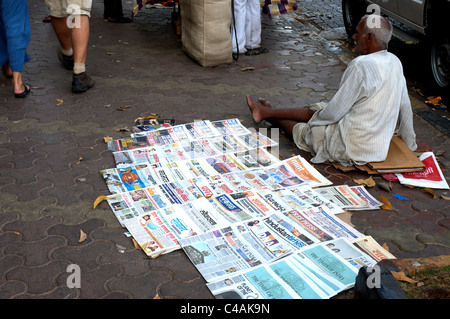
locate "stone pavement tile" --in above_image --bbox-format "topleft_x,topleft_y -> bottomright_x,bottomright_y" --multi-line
367,224 -> 426,253
92,227 -> 136,249
3,178 -> 53,202
4,195 -> 56,222
412,199 -> 450,213
41,182 -> 94,206
47,218 -> 105,246
51,240 -> 114,271
0,232 -> 21,255
12,286 -> 79,299
4,236 -> 66,267
150,250 -> 204,283
160,278 -> 213,299
0,280 -> 27,299
0,211 -> 19,227
0,175 -> 16,190
55,263 -> 122,299
4,164 -> 51,185
5,260 -> 71,295
3,215 -> 62,242
0,151 -> 46,170
107,268 -> 172,299
0,255 -> 23,286
33,141 -> 81,172
39,167 -> 89,188
351,210 -> 398,231
99,248 -> 151,277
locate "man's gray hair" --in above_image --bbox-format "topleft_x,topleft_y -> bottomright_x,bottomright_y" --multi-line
362,14 -> 393,47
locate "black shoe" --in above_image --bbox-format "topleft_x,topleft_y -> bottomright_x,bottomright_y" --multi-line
57,49 -> 74,70
106,16 -> 133,23
72,72 -> 94,93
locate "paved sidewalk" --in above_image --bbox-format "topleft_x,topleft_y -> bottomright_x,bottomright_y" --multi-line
0,1 -> 449,299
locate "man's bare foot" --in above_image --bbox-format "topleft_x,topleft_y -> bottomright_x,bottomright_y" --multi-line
257,97 -> 272,108
247,95 -> 267,123
2,63 -> 12,78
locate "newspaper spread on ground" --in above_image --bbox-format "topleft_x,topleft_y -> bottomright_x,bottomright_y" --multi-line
105,176 -> 222,226
179,219 -> 294,282
100,154 -> 330,195
352,236 -> 396,261
314,185 -> 369,210
99,117 -> 397,298
348,185 -> 383,210
206,237 -> 369,299
179,206 -> 366,282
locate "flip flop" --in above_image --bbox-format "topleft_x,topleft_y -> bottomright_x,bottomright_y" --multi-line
15,84 -> 30,98
244,47 -> 269,56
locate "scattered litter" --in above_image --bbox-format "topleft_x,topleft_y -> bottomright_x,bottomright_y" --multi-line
240,66 -> 255,72
116,106 -> 132,111
116,244 -> 126,253
381,173 -> 398,182
377,181 -> 392,193
425,96 -> 447,110
56,99 -> 63,107
393,194 -> 408,201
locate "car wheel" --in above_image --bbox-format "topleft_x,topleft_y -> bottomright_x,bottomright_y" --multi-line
426,35 -> 450,92
342,0 -> 367,38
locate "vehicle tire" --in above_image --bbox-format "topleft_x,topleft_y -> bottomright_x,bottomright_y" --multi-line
425,35 -> 450,93
342,0 -> 367,38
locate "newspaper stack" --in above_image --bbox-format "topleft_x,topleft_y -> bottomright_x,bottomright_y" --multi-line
99,118 -> 395,299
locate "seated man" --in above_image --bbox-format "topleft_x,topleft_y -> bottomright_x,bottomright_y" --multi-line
247,15 -> 417,166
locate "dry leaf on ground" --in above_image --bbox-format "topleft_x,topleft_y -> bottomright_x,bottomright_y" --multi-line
103,136 -> 113,143
353,176 -> 376,187
93,195 -> 110,209
391,271 -> 419,284
379,195 -> 392,210
132,238 -> 140,249
79,230 -> 87,243
423,187 -> 436,198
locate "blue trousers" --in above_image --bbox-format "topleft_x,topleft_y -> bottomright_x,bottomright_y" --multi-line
0,0 -> 31,72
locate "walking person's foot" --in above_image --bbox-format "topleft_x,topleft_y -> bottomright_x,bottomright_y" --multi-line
72,72 -> 94,93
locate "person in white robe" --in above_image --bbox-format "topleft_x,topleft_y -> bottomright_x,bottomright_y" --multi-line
246,15 -> 417,166
231,0 -> 262,54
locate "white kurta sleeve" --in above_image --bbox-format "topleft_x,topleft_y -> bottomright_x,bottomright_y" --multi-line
396,83 -> 417,151
308,60 -> 366,126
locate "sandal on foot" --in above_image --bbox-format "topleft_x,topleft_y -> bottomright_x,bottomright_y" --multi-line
15,84 -> 31,98
245,47 -> 269,56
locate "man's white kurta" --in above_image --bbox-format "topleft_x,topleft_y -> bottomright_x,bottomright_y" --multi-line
293,50 -> 417,166
231,0 -> 261,53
